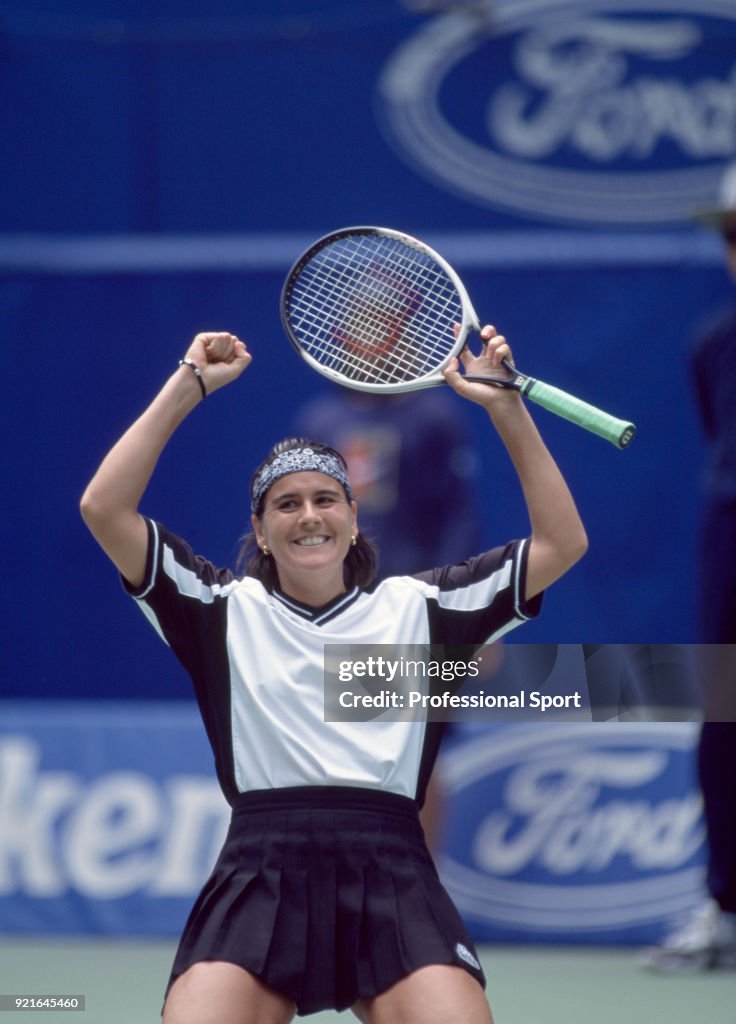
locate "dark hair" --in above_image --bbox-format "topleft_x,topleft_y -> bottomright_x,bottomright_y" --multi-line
238,436 -> 378,590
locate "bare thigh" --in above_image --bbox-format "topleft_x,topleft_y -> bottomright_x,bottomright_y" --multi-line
352,964 -> 493,1024
162,962 -> 296,1024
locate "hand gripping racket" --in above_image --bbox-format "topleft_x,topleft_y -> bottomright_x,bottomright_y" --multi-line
281,226 -> 636,449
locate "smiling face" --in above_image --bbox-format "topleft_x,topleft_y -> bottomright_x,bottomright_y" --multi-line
251,471 -> 358,604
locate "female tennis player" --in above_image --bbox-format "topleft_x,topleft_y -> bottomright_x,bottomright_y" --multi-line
80,327 -> 587,1024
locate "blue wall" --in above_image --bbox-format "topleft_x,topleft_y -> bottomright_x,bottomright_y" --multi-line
2,1 -> 735,698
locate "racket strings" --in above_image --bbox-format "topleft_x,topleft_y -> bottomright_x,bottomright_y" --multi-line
285,235 -> 462,384
293,249 -> 436,378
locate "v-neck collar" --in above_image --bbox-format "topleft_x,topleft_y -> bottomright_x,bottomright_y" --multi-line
272,585 -> 362,626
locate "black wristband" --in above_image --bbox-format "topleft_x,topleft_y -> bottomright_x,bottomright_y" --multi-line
178,358 -> 207,398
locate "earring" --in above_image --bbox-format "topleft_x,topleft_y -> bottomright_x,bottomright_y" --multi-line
262,545 -> 270,555
351,535 -> 357,547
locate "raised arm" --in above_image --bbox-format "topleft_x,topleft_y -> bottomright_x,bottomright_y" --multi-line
443,325 -> 588,599
80,332 -> 251,587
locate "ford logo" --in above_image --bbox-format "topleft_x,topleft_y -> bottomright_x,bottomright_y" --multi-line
438,723 -> 705,934
377,1 -> 736,224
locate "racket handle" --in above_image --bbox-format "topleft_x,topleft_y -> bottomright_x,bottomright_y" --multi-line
524,379 -> 636,449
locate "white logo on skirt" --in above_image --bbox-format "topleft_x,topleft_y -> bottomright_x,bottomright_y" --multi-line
455,943 -> 481,971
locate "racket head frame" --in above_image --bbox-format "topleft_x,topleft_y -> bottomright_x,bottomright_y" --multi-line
280,226 -> 481,394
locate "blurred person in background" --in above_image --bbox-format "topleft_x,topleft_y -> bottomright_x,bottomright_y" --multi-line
640,163 -> 736,971
293,389 -> 484,580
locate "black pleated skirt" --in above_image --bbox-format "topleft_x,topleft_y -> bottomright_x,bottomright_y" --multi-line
166,786 -> 485,1017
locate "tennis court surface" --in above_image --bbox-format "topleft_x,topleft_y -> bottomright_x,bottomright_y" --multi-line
0,939 -> 732,1023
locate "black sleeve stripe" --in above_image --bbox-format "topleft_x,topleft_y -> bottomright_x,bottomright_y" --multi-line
421,539 -> 542,647
137,518 -> 160,599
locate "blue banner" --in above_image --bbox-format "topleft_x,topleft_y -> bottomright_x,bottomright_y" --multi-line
439,721 -> 705,944
1,1 -> 735,230
0,704 -> 229,935
0,703 -> 704,943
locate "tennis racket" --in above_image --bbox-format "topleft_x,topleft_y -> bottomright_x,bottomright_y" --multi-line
281,226 -> 636,449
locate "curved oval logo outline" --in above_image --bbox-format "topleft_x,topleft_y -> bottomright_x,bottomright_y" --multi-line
438,723 -> 705,931
377,0 -> 736,224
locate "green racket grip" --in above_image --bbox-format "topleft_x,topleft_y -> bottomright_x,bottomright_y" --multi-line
523,379 -> 636,449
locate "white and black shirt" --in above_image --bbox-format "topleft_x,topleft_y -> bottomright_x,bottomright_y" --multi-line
125,518 -> 541,807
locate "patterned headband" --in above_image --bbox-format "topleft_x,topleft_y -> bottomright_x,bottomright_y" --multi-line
251,447 -> 353,513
